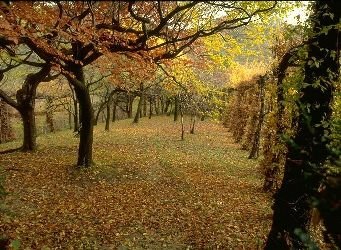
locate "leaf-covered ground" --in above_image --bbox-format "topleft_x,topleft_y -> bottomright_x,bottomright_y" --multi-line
0,116 -> 272,249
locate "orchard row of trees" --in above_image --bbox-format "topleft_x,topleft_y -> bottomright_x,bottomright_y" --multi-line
224,1 -> 341,248
0,50 -> 223,147
0,1 -> 280,166
0,1 -> 340,248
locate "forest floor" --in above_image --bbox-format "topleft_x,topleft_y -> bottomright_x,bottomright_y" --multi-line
0,116 -> 273,249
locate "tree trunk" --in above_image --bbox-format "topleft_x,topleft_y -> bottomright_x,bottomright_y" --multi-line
0,102 -> 4,143
143,96 -> 147,117
241,112 -> 257,150
160,96 -> 165,114
190,115 -> 196,134
112,99 -> 117,122
69,84 -> 79,132
105,94 -> 112,131
249,76 -> 266,159
133,96 -> 143,123
167,103 -> 173,116
164,98 -> 170,114
149,96 -> 153,119
20,106 -> 36,151
94,101 -> 106,126
133,83 -> 144,123
265,1 -> 340,248
75,88 -> 93,167
45,97 -> 54,133
101,111 -> 105,122
67,64 -> 94,167
15,64 -> 51,151
45,110 -> 54,133
139,105 -> 143,118
234,90 -> 249,143
0,101 -> 14,143
73,99 -> 79,132
127,94 -> 134,118
174,95 -> 179,122
155,96 -> 160,115
68,108 -> 72,130
263,43 -> 297,192
105,105 -> 110,131
180,104 -> 184,140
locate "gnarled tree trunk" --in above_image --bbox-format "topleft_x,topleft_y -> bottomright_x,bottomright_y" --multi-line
66,64 -> 94,167
16,65 -> 51,151
20,106 -> 36,151
263,45 -> 300,192
265,1 -> 340,248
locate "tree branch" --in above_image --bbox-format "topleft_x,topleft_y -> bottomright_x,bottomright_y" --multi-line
156,63 -> 187,91
0,89 -> 19,109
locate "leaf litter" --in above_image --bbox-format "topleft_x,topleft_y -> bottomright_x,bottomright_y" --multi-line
0,117 -> 272,249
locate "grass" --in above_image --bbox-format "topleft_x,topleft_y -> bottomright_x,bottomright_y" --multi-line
0,115 -> 272,249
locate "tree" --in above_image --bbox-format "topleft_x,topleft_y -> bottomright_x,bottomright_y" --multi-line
36,78 -> 70,133
259,20 -> 308,192
248,75 -> 266,159
133,83 -> 144,124
0,45 -> 65,151
265,1 -> 341,248
262,43 -> 305,192
0,56 -> 55,151
0,99 -> 14,143
0,1 -> 279,166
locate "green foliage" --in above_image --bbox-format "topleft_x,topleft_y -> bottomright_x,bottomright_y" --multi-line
328,87 -> 341,168
293,228 -> 319,250
10,239 -> 21,250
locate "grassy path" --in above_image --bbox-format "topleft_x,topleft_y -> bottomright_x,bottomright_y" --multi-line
0,116 -> 272,249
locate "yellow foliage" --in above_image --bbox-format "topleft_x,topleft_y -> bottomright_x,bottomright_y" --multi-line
228,61 -> 268,88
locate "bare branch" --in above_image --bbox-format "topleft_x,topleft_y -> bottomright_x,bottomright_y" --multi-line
53,1 -> 63,29
156,63 -> 187,91
128,1 -> 151,24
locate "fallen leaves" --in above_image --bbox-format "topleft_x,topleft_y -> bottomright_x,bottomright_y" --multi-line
0,116 -> 272,248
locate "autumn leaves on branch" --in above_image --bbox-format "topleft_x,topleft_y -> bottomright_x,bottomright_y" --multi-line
0,1 -> 278,166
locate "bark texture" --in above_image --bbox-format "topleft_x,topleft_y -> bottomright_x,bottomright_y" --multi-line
265,1 -> 341,248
